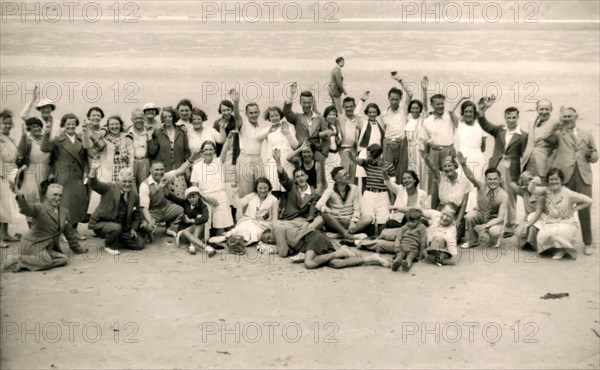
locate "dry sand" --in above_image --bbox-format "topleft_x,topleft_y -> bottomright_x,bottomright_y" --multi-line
1,2 -> 599,368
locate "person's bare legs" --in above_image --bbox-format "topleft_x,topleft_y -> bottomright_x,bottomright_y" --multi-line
181,226 -> 215,256
328,246 -> 390,269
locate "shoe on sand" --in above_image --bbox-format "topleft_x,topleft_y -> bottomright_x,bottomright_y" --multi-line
286,252 -> 305,263
208,236 -> 227,244
552,250 -> 566,260
104,247 -> 121,255
584,245 -> 594,256
491,239 -> 501,248
460,242 -> 475,249
165,229 -> 177,238
206,246 -> 216,257
188,245 -> 196,255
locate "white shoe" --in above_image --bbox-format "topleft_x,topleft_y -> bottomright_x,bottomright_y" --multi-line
286,252 -> 305,263
205,245 -> 216,257
352,233 -> 368,241
165,229 -> 177,238
104,247 -> 121,255
460,242 -> 474,249
325,232 -> 342,239
208,236 -> 227,244
491,239 -> 501,248
175,230 -> 183,247
552,250 -> 566,260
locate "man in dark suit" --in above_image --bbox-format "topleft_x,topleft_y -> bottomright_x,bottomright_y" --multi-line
477,97 -> 529,238
2,183 -> 87,272
283,83 -> 332,160
87,163 -> 145,255
545,107 -> 598,255
328,57 -> 346,115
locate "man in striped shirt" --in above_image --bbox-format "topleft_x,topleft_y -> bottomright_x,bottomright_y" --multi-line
348,144 -> 395,235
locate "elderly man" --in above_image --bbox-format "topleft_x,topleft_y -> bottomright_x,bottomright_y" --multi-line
139,161 -> 185,241
545,107 -> 598,255
316,167 -> 372,240
328,56 -> 346,115
457,152 -> 508,249
421,93 -> 460,209
382,75 -> 412,183
88,163 -> 145,255
127,108 -> 152,185
2,183 -> 87,272
283,83 -> 330,160
477,96 -> 529,238
521,99 -> 559,178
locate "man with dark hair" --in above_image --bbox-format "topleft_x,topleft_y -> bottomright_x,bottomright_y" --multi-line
545,107 -> 598,255
421,92 -> 461,209
283,83 -> 330,159
457,152 -> 508,249
382,75 -> 412,183
316,166 -> 372,240
328,57 -> 346,115
230,89 -> 271,198
477,96 -> 528,238
338,93 -> 368,181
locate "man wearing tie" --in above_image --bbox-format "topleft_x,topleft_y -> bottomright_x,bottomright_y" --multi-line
477,96 -> 528,237
545,107 -> 598,255
88,164 -> 146,255
521,99 -> 560,178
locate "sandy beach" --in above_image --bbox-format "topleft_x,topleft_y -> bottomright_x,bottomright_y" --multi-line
1,1 -> 599,368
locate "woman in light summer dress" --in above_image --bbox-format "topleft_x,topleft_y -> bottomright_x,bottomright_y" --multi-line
0,110 -> 23,247
17,117 -> 51,207
527,168 -> 592,260
261,106 -> 298,192
405,76 -> 429,192
228,177 -> 279,245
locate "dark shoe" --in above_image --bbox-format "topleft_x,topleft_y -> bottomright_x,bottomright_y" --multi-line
391,256 -> 402,272
401,260 -> 411,272
502,232 -> 514,238
71,246 -> 88,254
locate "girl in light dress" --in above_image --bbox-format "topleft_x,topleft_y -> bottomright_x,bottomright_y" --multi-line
261,106 -> 298,192
227,177 -> 279,245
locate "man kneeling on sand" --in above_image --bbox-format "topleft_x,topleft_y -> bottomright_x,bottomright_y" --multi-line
260,223 -> 389,269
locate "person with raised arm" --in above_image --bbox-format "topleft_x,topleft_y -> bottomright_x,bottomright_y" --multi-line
544,107 -> 598,255
421,91 -> 463,209
456,152 -> 508,250
286,140 -> 324,193
521,99 -> 560,178
338,92 -> 367,182
405,76 -> 429,191
230,89 -> 271,198
282,82 -> 329,160
381,73 -> 412,184
127,109 -> 153,186
2,182 -> 88,272
477,95 -> 528,238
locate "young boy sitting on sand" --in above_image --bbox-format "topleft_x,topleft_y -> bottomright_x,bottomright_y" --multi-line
167,187 -> 215,256
390,209 -> 428,272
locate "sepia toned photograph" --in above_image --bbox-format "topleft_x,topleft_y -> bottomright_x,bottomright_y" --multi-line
0,1 -> 598,368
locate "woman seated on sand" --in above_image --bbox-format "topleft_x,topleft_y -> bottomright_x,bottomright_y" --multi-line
383,169 -> 430,230
226,177 -> 279,245
527,168 -> 592,260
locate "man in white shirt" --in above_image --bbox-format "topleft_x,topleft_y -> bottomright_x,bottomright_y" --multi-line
382,78 -> 411,183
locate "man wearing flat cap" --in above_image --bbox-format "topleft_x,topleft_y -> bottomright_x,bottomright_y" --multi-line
88,161 -> 145,255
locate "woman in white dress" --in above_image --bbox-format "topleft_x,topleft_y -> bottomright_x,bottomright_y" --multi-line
190,140 -> 234,236
405,76 -> 429,192
0,110 -> 22,247
322,105 -> 343,188
261,107 -> 298,192
456,100 -> 488,212
187,108 -> 226,154
228,177 -> 279,245
85,116 -> 134,214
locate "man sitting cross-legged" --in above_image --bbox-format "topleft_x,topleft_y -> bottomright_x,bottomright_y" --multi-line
457,152 -> 508,249
316,166 -> 372,241
260,226 -> 389,269
88,163 -> 145,255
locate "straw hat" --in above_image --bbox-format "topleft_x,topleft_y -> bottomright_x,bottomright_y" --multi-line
143,103 -> 160,115
36,98 -> 56,111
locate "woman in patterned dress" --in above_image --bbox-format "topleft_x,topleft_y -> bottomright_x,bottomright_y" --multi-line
528,168 -> 592,260
148,107 -> 190,199
0,110 -> 22,247
85,115 -> 134,214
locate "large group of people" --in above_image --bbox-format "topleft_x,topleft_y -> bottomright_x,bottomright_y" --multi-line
0,60 -> 597,272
